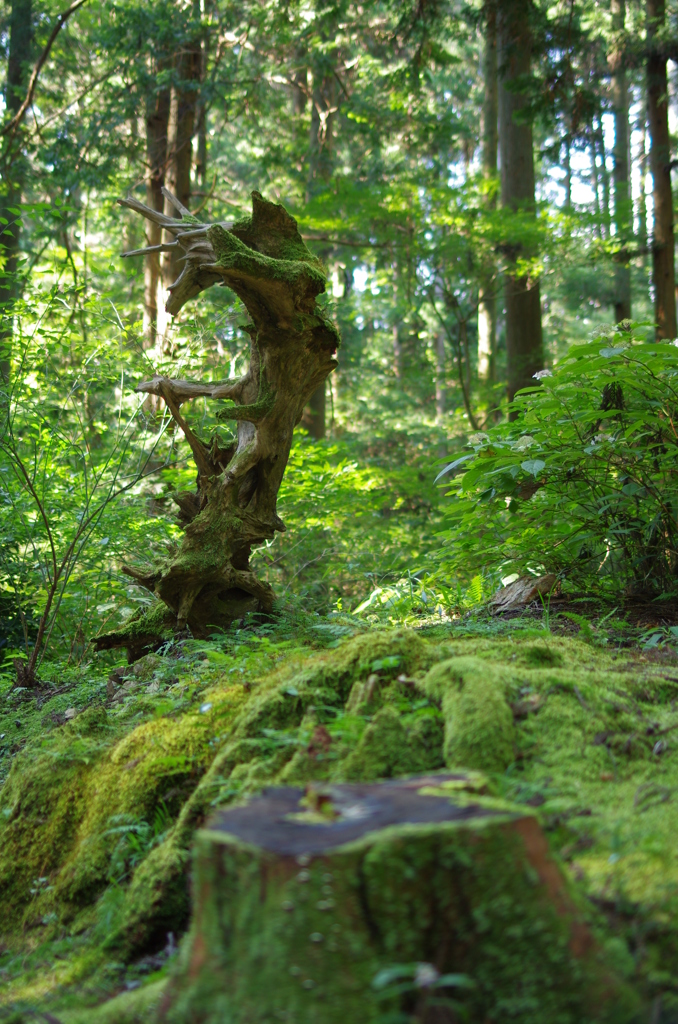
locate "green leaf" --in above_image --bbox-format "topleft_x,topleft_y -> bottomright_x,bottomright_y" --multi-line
520,459 -> 545,476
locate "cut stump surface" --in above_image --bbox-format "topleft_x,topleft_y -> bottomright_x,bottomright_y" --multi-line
158,773 -> 634,1024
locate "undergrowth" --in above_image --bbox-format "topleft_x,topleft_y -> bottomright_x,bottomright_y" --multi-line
1,620 -> 678,1020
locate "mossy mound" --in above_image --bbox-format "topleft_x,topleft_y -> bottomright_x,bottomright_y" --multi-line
2,627 -> 678,1020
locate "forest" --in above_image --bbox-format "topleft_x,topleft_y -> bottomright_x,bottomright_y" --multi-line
2,0 -> 678,1019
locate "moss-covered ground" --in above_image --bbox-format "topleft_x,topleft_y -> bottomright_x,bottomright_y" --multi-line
2,613 -> 678,1021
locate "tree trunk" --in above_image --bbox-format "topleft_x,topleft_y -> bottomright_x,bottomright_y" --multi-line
647,0 -> 677,340
637,105 -> 648,255
564,134 -> 572,208
157,776 -> 629,1023
590,130 -> 603,240
301,381 -> 326,439
478,0 -> 498,384
307,71 -> 336,202
595,115 -> 611,239
0,0 -> 33,383
497,0 -> 543,406
435,332 -> 446,424
143,79 -> 170,349
161,16 -> 202,303
303,63 -> 337,437
94,191 -> 339,659
609,0 -> 632,324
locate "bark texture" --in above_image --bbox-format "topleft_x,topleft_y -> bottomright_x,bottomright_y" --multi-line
157,776 -> 631,1024
0,0 -> 33,383
497,0 -> 543,404
161,13 -> 203,311
609,0 -> 631,324
94,190 -> 339,658
477,0 -> 498,383
647,0 -> 677,339
143,77 -> 170,348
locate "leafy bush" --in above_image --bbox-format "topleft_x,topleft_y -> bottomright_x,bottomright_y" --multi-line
435,323 -> 678,598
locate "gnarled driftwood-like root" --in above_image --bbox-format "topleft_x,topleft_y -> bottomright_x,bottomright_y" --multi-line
94,190 -> 339,658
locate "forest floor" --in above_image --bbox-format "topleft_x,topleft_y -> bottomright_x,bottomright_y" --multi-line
1,607 -> 678,1022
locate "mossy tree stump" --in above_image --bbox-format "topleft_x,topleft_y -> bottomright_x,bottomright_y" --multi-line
158,775 -> 632,1024
95,189 -> 339,658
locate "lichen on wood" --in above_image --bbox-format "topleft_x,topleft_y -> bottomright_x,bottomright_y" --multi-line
94,188 -> 339,657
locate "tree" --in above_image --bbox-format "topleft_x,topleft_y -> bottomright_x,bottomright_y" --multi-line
143,70 -> 170,349
497,0 -> 543,404
0,0 -> 33,383
302,6 -> 341,440
159,3 -> 203,341
647,0 -> 676,340
95,189 -> 339,658
477,0 -> 498,384
608,0 -> 631,323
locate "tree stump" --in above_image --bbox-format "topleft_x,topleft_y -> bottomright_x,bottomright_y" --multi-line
158,774 -> 632,1024
94,189 -> 339,659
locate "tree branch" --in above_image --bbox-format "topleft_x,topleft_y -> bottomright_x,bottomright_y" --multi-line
1,0 -> 90,140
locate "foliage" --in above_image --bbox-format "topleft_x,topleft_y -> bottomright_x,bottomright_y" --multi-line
435,323 -> 678,598
0,292 -> 177,677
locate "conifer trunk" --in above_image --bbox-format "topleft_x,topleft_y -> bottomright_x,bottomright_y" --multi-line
647,0 -> 677,339
497,0 -> 543,405
143,78 -> 170,349
609,0 -> 631,323
304,58 -> 337,437
478,0 -> 498,384
435,332 -> 446,423
162,10 -> 202,300
595,116 -> 611,239
94,191 -> 339,659
0,0 -> 33,383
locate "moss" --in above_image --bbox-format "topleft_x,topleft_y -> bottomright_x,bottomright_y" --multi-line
425,657 -> 515,772
6,629 -> 678,1016
93,602 -> 175,657
208,224 -> 326,293
159,807 -> 638,1024
340,706 -> 443,781
63,978 -> 168,1024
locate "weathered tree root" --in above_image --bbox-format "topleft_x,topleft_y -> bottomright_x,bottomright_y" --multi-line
94,189 -> 339,659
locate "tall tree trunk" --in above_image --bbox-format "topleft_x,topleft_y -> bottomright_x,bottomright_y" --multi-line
307,72 -> 336,202
478,0 -> 498,384
435,332 -> 446,424
303,60 -> 337,438
160,18 -> 202,322
590,130 -> 603,240
497,0 -> 543,406
595,115 -> 611,239
0,0 -> 33,383
564,134 -> 572,208
143,80 -> 170,349
609,0 -> 631,323
647,0 -> 677,339
637,104 -> 648,255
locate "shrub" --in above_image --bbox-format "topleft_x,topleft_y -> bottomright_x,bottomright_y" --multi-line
435,323 -> 678,598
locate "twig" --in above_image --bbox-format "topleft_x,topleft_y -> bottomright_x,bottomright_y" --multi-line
573,685 -> 590,711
